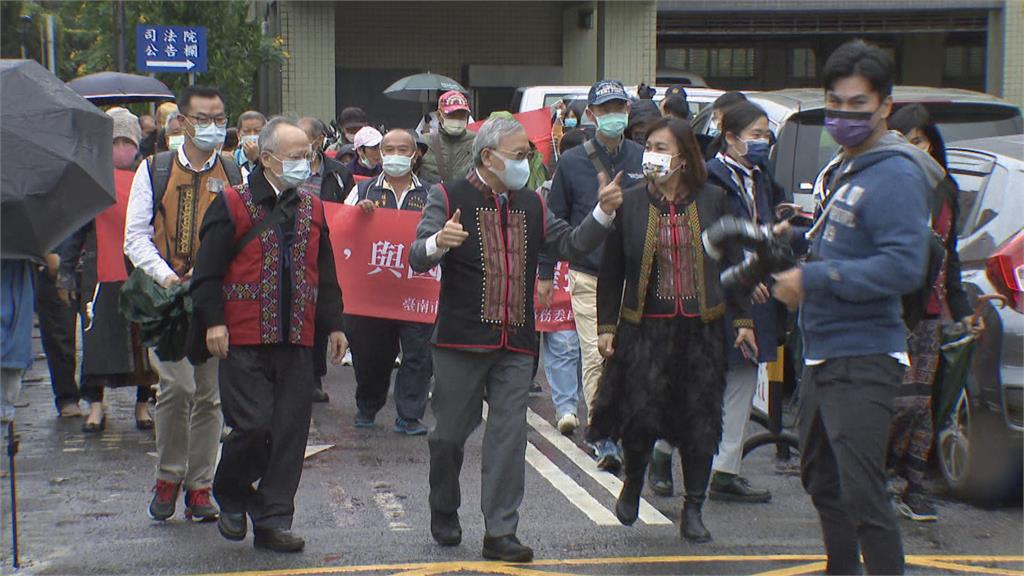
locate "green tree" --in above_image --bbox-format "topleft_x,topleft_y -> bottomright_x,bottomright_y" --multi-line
2,0 -> 284,118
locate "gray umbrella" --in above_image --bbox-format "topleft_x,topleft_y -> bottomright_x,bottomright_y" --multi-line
383,72 -> 466,103
1,59 -> 115,260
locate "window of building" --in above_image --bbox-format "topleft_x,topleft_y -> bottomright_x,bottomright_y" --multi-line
790,48 -> 816,80
944,45 -> 985,80
660,47 -> 756,79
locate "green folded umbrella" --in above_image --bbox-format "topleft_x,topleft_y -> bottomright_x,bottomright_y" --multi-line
118,268 -> 193,362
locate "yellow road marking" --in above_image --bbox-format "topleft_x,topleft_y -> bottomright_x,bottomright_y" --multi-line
196,554 -> 1024,576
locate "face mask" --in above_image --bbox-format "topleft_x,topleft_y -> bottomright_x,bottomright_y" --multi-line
595,112 -> 628,139
167,134 -> 185,151
112,144 -> 137,170
441,117 -> 467,137
241,134 -> 259,146
563,117 -> 578,129
642,151 -> 680,181
190,122 -> 226,151
825,109 -> 877,148
359,152 -> 378,169
381,154 -> 413,177
737,138 -> 770,167
491,151 -> 530,190
708,118 -> 721,137
271,156 -> 311,188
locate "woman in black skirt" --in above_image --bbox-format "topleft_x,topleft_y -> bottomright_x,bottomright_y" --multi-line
588,117 -> 756,542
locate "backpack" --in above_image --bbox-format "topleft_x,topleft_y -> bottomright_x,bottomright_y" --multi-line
147,151 -> 243,220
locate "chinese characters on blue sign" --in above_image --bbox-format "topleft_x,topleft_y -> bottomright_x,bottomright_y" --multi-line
135,25 -> 207,73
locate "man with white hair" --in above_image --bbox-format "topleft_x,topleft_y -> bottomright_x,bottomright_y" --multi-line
410,115 -> 624,563
191,117 -> 348,553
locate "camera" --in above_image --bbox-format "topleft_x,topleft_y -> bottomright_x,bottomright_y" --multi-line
702,215 -> 797,296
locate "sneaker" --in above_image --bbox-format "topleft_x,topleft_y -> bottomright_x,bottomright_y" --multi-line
184,487 -> 220,522
148,479 -> 180,521
556,413 -> 578,436
354,411 -> 375,429
341,350 -> 353,366
894,491 -> 937,522
394,417 -> 428,436
594,439 -> 622,473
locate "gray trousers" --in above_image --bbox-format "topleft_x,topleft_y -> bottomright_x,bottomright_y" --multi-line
428,347 -> 532,538
713,363 -> 759,475
799,354 -> 905,575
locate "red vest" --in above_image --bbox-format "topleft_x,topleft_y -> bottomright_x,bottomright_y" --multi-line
221,184 -> 324,347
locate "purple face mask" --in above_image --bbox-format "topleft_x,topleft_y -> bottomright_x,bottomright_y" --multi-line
824,109 -> 876,148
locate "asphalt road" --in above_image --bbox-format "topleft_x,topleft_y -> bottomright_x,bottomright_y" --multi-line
2,332 -> 1022,576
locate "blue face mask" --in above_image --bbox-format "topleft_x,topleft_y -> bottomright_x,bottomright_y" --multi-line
742,138 -> 771,167
271,155 -> 311,188
563,117 -> 578,129
492,151 -> 531,190
595,112 -> 628,138
191,122 -> 226,152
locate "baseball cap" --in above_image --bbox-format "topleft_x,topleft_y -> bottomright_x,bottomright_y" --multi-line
353,126 -> 383,149
588,80 -> 629,106
665,84 -> 689,99
438,90 -> 470,115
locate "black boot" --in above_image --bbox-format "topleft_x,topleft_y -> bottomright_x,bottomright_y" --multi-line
680,451 -> 713,543
615,448 -> 650,526
647,448 -> 674,497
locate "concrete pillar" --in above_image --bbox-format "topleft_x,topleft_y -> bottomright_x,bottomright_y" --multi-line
562,1 -> 656,86
986,7 -> 1005,97
279,1 -> 335,120
1001,0 -> 1023,107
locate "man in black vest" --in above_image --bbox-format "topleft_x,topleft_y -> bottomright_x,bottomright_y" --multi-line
343,129 -> 434,435
410,116 -> 623,563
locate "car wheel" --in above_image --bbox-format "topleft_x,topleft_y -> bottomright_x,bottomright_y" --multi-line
937,388 -> 973,493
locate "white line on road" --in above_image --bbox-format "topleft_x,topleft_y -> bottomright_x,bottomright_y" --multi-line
526,408 -> 673,526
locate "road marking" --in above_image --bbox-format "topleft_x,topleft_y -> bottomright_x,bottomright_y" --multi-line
193,555 -> 1024,576
523,442 -> 619,525
525,408 -> 673,525
480,404 -> 619,525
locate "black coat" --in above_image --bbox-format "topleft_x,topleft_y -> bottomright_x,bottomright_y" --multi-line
318,154 -> 356,204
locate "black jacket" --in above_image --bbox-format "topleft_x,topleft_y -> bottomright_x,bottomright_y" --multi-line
319,154 -> 356,204
935,175 -> 971,321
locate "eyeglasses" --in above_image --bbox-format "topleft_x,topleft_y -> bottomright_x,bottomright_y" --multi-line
494,148 -> 535,162
185,114 -> 229,127
270,150 -> 315,163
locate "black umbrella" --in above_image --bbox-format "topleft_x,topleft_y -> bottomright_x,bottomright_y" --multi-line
68,71 -> 174,105
1,59 -> 115,260
383,72 -> 466,104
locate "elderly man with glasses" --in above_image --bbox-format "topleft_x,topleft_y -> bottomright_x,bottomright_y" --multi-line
191,117 -> 347,553
410,116 -> 623,563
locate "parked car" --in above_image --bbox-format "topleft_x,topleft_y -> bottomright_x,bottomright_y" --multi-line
690,87 -> 1023,210
512,85 -> 724,118
935,134 -> 1024,501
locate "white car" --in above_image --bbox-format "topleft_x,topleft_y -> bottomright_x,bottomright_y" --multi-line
511,85 -> 725,119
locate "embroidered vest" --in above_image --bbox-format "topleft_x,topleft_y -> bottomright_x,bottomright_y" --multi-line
152,156 -> 231,275
434,178 -> 545,355
220,185 -> 325,347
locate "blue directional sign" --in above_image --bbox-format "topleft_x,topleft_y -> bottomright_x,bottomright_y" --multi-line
136,25 -> 207,74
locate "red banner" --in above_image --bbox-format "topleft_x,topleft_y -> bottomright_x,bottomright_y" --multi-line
326,204 -> 440,324
535,261 -> 575,332
95,169 -> 136,283
469,108 -> 554,167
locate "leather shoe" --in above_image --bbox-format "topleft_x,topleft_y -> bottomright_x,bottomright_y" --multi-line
709,472 -> 771,503
430,510 -> 462,546
482,534 -> 533,563
253,528 -> 305,553
217,511 -> 247,541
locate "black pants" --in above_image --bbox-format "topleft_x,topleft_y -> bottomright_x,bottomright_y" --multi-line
345,315 -> 432,421
34,268 -> 79,410
312,325 -> 329,391
213,344 -> 312,530
799,354 -> 905,575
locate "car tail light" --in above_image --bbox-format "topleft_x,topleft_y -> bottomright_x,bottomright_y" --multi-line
986,231 -> 1024,313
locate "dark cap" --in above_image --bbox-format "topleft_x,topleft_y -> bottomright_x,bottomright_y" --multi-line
338,107 -> 368,129
588,79 -> 629,106
665,84 -> 689,99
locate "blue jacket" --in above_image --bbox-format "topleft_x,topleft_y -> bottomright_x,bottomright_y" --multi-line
1,259 -> 35,370
799,135 -> 939,361
707,157 -> 788,363
540,137 -> 643,279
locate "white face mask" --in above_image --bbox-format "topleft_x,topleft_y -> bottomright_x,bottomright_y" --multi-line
241,134 -> 259,146
490,151 -> 531,190
381,153 -> 413,177
441,117 -> 467,136
642,151 -> 680,181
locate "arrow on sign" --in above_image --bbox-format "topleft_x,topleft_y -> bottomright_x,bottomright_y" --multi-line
145,59 -> 195,70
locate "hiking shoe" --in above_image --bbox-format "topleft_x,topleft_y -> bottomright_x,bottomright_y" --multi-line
185,488 -> 220,522
394,417 -> 428,436
557,413 -> 578,436
148,479 -> 180,521
894,491 -> 937,522
594,439 -> 622,473
354,411 -> 375,428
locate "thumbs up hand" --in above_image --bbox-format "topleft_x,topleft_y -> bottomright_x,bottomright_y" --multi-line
598,171 -> 625,215
437,208 -> 470,249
